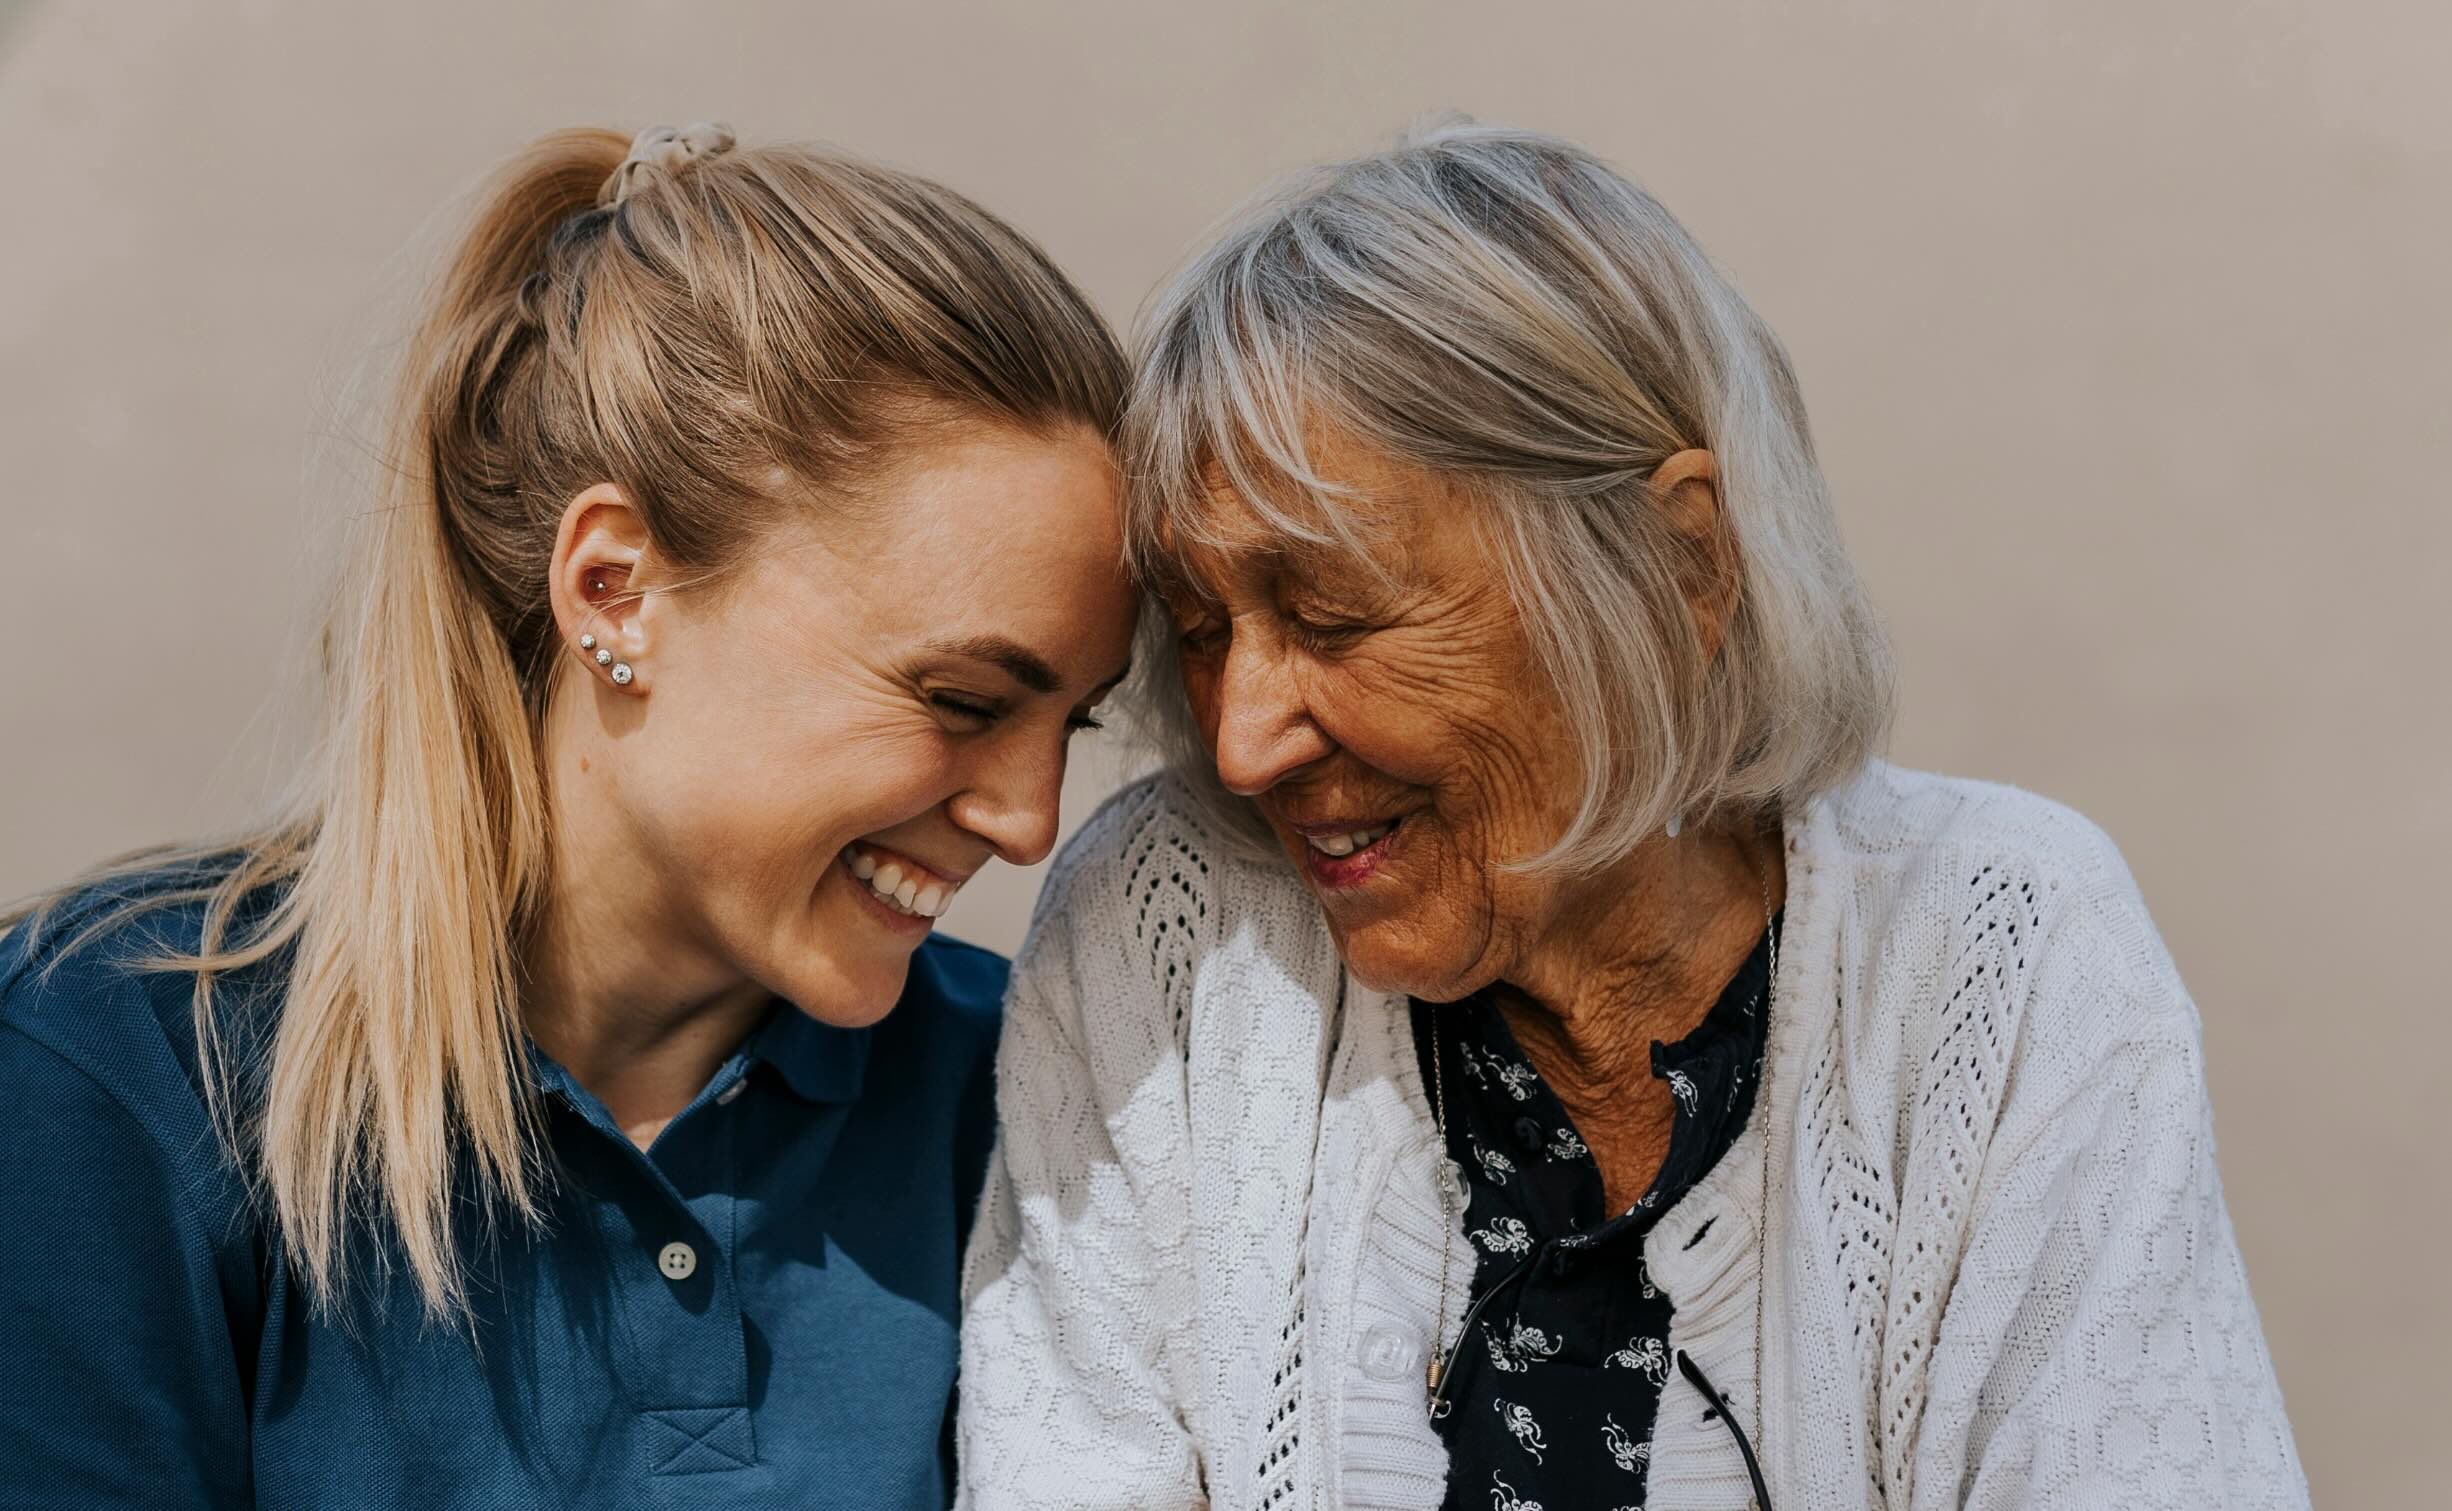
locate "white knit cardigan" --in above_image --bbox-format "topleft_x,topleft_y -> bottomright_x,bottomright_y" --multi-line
956,763 -> 2308,1510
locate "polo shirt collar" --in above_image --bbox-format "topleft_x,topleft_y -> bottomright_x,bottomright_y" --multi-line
743,999 -> 870,1104
523,1001 -> 870,1114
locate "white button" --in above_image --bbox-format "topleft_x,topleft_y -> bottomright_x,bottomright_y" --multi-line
1356,1323 -> 1425,1383
714,1080 -> 746,1106
657,1241 -> 698,1281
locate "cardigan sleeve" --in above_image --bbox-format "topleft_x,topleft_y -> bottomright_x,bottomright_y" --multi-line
0,1021 -> 255,1509
1908,845 -> 2310,1511
955,789 -> 1209,1509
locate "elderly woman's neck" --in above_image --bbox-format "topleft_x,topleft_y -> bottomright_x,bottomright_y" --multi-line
1492,823 -> 1785,1115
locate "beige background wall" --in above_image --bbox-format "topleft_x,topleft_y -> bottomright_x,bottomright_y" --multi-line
2,1 -> 2443,1500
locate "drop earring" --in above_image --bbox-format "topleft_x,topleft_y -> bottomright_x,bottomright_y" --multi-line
1665,813 -> 1684,839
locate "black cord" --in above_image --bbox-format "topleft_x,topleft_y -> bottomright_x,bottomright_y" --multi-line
1675,1349 -> 1774,1511
1425,1253 -> 1536,1415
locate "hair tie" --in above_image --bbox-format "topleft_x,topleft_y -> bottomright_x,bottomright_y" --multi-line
599,122 -> 736,207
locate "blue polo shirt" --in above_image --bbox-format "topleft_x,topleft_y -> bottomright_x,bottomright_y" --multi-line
0,867 -> 1004,1509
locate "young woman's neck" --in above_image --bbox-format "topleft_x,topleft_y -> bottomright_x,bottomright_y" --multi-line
520,692 -> 772,1150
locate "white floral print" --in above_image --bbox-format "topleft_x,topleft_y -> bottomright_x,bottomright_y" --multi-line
1418,921 -> 1775,1511
1482,1317 -> 1564,1373
1473,1138 -> 1516,1184
1601,1412 -> 1651,1474
1489,1054 -> 1538,1102
1473,1215 -> 1534,1256
1603,1333 -> 1670,1385
1494,1398 -> 1547,1464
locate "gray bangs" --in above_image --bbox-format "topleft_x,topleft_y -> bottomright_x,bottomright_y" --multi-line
1122,215 -> 1395,595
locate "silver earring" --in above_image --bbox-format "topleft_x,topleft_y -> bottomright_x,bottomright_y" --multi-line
610,662 -> 634,686
1665,813 -> 1684,839
579,634 -> 596,652
594,648 -> 613,667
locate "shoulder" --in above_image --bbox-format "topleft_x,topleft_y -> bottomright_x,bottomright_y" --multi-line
0,861 -> 263,1218
1808,761 -> 2171,983
1,859 -> 259,1087
1811,761 -> 2133,882
1800,763 -> 2199,1106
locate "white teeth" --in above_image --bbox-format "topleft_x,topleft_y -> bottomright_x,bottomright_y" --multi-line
1305,822 -> 1393,858
845,844 -> 961,919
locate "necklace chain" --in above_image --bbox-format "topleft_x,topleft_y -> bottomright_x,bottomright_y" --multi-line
1425,832 -> 1781,1409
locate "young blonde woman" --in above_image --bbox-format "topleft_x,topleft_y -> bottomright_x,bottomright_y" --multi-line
0,124 -> 1133,1508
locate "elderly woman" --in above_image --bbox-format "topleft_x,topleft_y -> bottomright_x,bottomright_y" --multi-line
956,123 -> 2306,1511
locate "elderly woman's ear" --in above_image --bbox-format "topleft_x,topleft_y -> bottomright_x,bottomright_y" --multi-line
1649,447 -> 1742,663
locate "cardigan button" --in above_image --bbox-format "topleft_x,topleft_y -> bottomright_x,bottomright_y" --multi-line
1356,1323 -> 1426,1383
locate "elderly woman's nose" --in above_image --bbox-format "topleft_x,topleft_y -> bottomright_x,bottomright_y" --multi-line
1211,638 -> 1333,795
949,740 -> 1067,867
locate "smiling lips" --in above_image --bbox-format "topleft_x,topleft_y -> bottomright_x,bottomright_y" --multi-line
842,842 -> 964,919
1302,820 -> 1396,857
1292,815 -> 1405,888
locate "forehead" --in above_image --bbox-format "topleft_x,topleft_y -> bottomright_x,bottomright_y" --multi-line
1164,429 -> 1475,591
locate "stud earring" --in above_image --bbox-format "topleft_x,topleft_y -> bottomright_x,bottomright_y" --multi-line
610,663 -> 634,686
1665,813 -> 1684,839
579,633 -> 596,651
593,648 -> 613,667
588,576 -> 607,595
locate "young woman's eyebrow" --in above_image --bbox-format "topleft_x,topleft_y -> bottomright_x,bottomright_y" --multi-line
923,634 -> 1126,698
920,633 -> 1061,692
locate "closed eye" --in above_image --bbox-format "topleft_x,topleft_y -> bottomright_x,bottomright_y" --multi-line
931,692 -> 1001,727
1284,610 -> 1371,650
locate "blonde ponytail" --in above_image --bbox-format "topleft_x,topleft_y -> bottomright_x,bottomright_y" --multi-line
9,126 -> 1124,1320
223,131 -> 618,1318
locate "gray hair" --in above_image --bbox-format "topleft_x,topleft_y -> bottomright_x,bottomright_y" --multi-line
1122,118 -> 1896,874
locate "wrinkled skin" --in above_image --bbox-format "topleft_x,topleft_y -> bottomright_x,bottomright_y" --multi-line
1162,430 -> 1781,1208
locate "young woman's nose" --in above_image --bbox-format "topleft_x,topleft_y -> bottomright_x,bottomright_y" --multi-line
947,730 -> 1067,868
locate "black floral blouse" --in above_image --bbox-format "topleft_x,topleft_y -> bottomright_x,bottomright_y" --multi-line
1410,914 -> 1778,1511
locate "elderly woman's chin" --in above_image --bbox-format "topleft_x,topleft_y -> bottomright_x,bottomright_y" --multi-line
1278,819 -> 1509,1004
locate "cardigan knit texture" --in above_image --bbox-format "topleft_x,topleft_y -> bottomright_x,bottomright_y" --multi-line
955,762 -> 2309,1510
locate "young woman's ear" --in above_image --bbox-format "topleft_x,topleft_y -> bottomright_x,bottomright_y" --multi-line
549,484 -> 655,692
